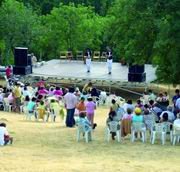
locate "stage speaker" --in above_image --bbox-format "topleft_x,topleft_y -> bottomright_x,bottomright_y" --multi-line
129,65 -> 145,73
13,65 -> 32,75
128,72 -> 146,82
14,47 -> 28,66
27,54 -> 32,66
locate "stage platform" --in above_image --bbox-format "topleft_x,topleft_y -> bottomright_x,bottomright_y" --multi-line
29,60 -> 156,88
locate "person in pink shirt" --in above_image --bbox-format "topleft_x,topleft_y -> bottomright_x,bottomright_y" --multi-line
5,66 -> 12,79
53,87 -> 63,97
38,87 -> 48,95
122,108 -> 132,120
85,97 -> 96,126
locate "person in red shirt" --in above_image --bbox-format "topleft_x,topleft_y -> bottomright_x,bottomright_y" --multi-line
5,66 -> 12,79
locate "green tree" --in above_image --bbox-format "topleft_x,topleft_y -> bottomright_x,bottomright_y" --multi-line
39,3 -> 107,59
0,0 -> 40,64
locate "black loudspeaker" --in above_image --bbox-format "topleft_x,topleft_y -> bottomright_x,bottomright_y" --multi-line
128,72 -> 146,82
27,54 -> 32,66
14,47 -> 28,66
13,65 -> 32,75
129,65 -> 145,73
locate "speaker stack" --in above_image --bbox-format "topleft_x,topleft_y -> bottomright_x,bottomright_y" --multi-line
13,47 -> 32,75
128,65 -> 146,82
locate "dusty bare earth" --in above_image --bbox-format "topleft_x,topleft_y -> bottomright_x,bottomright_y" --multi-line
0,108 -> 180,172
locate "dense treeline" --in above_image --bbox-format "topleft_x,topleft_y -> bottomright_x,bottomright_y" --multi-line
0,0 -> 179,83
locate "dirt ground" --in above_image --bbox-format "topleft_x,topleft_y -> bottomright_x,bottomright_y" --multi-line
0,107 -> 180,172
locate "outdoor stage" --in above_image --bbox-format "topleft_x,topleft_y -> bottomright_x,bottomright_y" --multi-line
30,60 -> 156,88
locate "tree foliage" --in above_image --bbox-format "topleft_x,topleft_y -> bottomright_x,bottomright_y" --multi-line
0,0 -> 179,83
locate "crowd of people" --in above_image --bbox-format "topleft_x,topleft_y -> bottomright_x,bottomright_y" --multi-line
106,89 -> 180,141
0,76 -> 180,145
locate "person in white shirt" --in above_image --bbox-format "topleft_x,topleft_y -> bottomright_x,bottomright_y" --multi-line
174,113 -> 180,127
106,47 -> 113,75
85,48 -> 92,73
0,123 -> 13,146
64,87 -> 78,127
160,106 -> 175,122
175,97 -> 180,111
123,100 -> 134,113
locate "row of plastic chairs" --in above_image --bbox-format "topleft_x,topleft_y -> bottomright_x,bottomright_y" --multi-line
60,51 -> 107,61
77,121 -> 180,145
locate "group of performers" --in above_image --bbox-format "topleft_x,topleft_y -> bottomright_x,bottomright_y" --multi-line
84,47 -> 113,75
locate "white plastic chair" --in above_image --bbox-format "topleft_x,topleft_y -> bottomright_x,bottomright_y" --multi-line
172,125 -> 180,145
76,123 -> 92,143
3,98 -> 12,112
151,123 -> 167,145
131,122 -> 146,143
106,121 -> 121,142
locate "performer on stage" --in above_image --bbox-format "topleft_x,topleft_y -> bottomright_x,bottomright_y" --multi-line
106,47 -> 113,75
85,48 -> 92,73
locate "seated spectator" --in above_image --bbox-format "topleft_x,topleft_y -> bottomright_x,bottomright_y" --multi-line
132,107 -> 143,123
77,112 -> 92,139
123,99 -> 134,113
110,99 -> 119,113
53,87 -> 63,97
106,111 -> 120,140
174,113 -> 180,127
143,109 -> 154,132
76,97 -> 86,113
152,103 -> 163,119
74,87 -> 81,99
38,87 -> 48,96
160,106 -> 175,122
122,108 -> 132,120
22,86 -> 31,98
156,93 -> 164,103
121,108 -> 132,137
148,90 -> 156,101
0,122 -> 13,146
135,99 -> 144,110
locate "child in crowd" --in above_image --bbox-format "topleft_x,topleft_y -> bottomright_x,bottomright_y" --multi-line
27,97 -> 36,119
50,99 -> 60,122
37,100 -> 46,120
85,97 -> 96,127
76,97 -> 86,113
0,123 -> 13,146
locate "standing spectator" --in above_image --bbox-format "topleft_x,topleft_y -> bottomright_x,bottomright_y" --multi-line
172,89 -> 180,107
85,97 -> 96,127
5,66 -> 12,79
64,87 -> 77,127
175,97 -> 180,113
12,82 -> 22,113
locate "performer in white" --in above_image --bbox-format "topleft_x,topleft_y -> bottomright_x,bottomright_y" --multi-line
106,47 -> 113,74
85,48 -> 92,73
